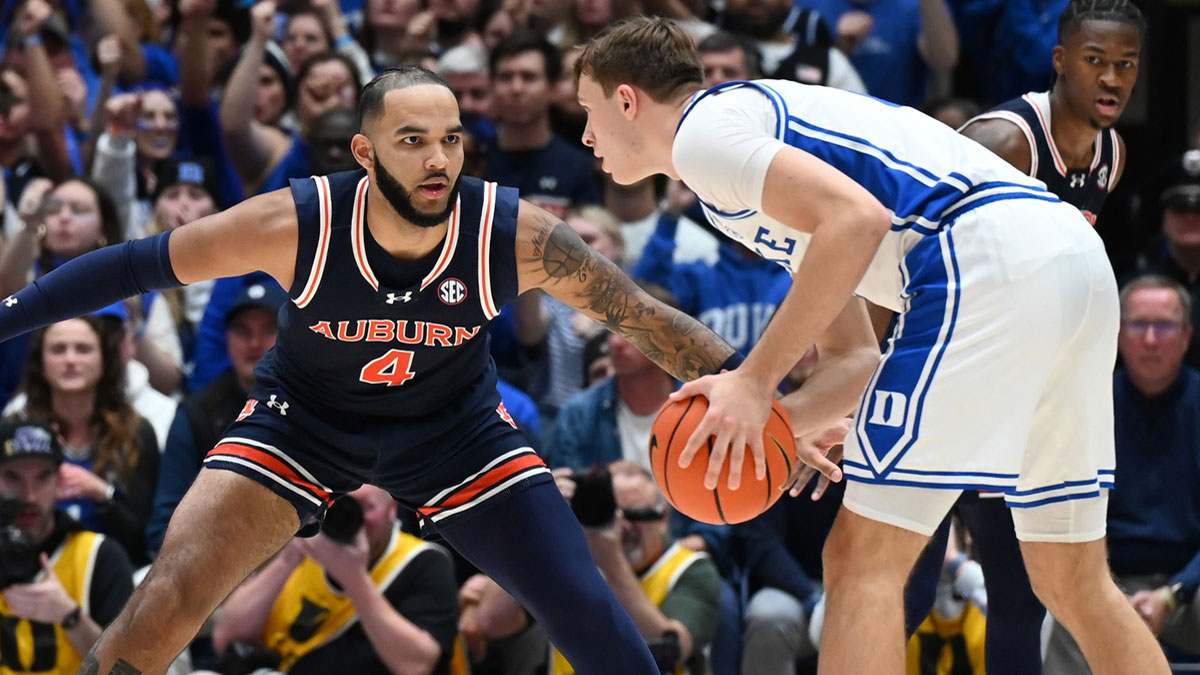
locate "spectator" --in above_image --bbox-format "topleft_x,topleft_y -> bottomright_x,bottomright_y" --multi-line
484,30 -> 600,218
1044,275 -> 1200,672
188,272 -> 283,392
212,485 -> 461,675
146,281 -> 285,556
925,96 -> 981,130
904,517 -> 988,674
6,313 -> 160,565
601,173 -> 717,268
803,0 -> 959,107
358,0 -> 431,71
718,4 -> 866,91
1139,150 -> 1200,369
308,106 -> 361,176
698,30 -> 762,88
286,1 -> 374,85
554,461 -> 723,675
437,43 -> 495,119
0,418 -> 135,673
633,182 -> 791,355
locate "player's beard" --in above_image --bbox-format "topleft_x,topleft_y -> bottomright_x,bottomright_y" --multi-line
373,153 -> 462,229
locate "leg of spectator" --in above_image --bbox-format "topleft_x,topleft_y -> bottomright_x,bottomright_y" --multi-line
959,497 -> 1045,674
1021,539 -> 1170,675
710,579 -> 743,675
437,481 -> 658,675
1161,587 -> 1200,657
818,508 -> 930,674
83,469 -> 300,674
904,514 -> 950,636
740,587 -> 812,675
1041,617 -> 1091,675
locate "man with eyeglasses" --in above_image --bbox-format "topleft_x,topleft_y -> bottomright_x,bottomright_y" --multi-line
1141,150 -> 1200,370
1044,274 -> 1200,672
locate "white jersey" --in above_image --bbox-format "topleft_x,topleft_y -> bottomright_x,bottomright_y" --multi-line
672,80 -> 1062,312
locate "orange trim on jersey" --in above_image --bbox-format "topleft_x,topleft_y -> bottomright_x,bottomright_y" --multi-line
418,452 -> 545,516
1108,129 -> 1120,191
294,176 -> 333,308
420,198 -> 461,290
476,182 -> 499,319
1022,93 -> 1068,177
208,443 -> 332,500
351,177 -> 379,290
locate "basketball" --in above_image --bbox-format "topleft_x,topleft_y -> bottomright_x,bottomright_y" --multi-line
649,396 -> 797,525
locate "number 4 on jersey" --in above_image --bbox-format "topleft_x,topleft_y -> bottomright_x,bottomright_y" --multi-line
360,349 -> 417,386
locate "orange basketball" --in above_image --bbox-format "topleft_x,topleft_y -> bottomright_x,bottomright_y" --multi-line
649,395 -> 796,525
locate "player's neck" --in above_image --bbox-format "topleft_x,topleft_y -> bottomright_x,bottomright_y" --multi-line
616,371 -> 674,415
365,190 -> 449,261
1048,88 -> 1103,166
497,115 -> 554,152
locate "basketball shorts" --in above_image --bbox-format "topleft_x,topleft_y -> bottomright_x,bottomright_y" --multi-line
202,374 -> 552,534
841,197 -> 1117,543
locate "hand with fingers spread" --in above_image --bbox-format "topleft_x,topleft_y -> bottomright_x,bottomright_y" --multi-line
670,369 -> 772,491
782,417 -> 849,500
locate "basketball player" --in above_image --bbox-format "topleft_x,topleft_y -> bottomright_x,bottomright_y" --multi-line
0,68 -> 741,675
903,2 -> 1144,673
574,16 -> 1167,675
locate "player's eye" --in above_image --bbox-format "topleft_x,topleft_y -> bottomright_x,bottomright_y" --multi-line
444,135 -> 460,145
402,136 -> 421,145
1118,60 -> 1135,69
1085,56 -> 1101,65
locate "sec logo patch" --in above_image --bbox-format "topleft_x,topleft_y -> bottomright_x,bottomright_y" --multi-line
439,278 -> 467,305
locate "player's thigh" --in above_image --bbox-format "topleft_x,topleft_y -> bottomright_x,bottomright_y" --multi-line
151,468 -> 301,604
823,504 -> 937,584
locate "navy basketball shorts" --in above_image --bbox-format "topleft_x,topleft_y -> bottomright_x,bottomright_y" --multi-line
202,381 -> 551,533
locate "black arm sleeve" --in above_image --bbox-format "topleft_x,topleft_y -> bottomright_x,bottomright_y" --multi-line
87,537 -> 135,626
97,419 -> 160,566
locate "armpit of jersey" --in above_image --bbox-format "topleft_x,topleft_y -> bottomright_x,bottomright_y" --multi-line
673,89 -> 787,215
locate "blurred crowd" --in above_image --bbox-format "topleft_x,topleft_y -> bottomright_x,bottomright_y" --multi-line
0,0 -> 1199,673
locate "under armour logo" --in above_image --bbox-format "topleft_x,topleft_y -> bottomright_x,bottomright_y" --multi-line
266,395 -> 289,415
3,296 -> 16,307
1070,173 -> 1086,188
386,291 -> 413,305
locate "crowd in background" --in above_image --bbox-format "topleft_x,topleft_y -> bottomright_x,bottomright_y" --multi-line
1,0 -> 1199,673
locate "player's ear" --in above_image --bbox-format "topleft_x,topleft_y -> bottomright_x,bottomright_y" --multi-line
351,134 -> 375,170
1051,45 -> 1066,77
616,84 -> 637,119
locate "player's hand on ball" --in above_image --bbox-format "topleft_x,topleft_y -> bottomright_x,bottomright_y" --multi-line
670,369 -> 771,491
783,418 -> 849,499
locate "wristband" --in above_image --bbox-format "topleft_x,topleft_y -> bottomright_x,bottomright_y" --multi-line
1160,586 -> 1179,614
60,605 -> 82,629
719,351 -> 745,372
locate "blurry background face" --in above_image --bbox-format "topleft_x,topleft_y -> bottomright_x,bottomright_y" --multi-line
613,470 -> 667,571
298,59 -> 357,130
493,50 -> 551,125
1120,287 -> 1192,388
43,181 -> 104,258
368,0 -> 420,31
284,13 -> 330,71
155,184 -> 217,231
207,18 -> 239,70
723,0 -> 791,39
255,65 -> 288,126
1165,204 -> 1200,249
446,70 -> 494,118
0,69 -> 31,146
607,332 -> 653,377
135,90 -> 180,161
702,47 -> 750,87
41,319 -> 104,396
553,47 -> 586,122
1,457 -> 59,542
566,212 -> 622,262
574,0 -> 613,29
225,307 -> 278,389
348,485 -> 397,550
309,108 -> 359,175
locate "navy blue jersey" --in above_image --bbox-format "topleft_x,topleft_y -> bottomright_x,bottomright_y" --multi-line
252,170 -> 522,419
967,91 -> 1119,225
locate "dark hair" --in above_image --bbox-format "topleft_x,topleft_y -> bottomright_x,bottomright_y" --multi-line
21,315 -> 143,484
40,177 -> 124,270
490,30 -> 563,83
1058,0 -> 1146,43
576,16 -> 704,103
697,30 -> 763,79
358,66 -> 452,131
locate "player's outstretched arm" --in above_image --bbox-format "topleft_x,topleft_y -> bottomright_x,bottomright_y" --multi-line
513,201 -> 738,382
0,189 -> 298,344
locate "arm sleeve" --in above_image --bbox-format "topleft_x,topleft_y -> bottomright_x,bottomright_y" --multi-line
382,546 -> 460,657
659,557 -> 722,651
0,232 -> 182,344
97,419 -> 160,566
87,537 -> 135,626
672,89 -> 787,215
735,503 -> 819,604
1171,553 -> 1200,600
146,410 -> 202,557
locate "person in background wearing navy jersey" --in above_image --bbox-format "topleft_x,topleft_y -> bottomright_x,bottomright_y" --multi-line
904,3 -> 1144,673
0,66 -> 741,674
484,30 -> 600,218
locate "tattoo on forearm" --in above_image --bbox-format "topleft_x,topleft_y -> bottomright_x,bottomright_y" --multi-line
524,216 -> 733,380
80,654 -> 99,675
109,659 -> 143,675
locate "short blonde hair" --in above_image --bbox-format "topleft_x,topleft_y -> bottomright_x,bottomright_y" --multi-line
575,16 -> 703,103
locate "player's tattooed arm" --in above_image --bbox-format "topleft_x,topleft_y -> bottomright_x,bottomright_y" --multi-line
515,202 -> 736,381
79,652 -> 142,674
